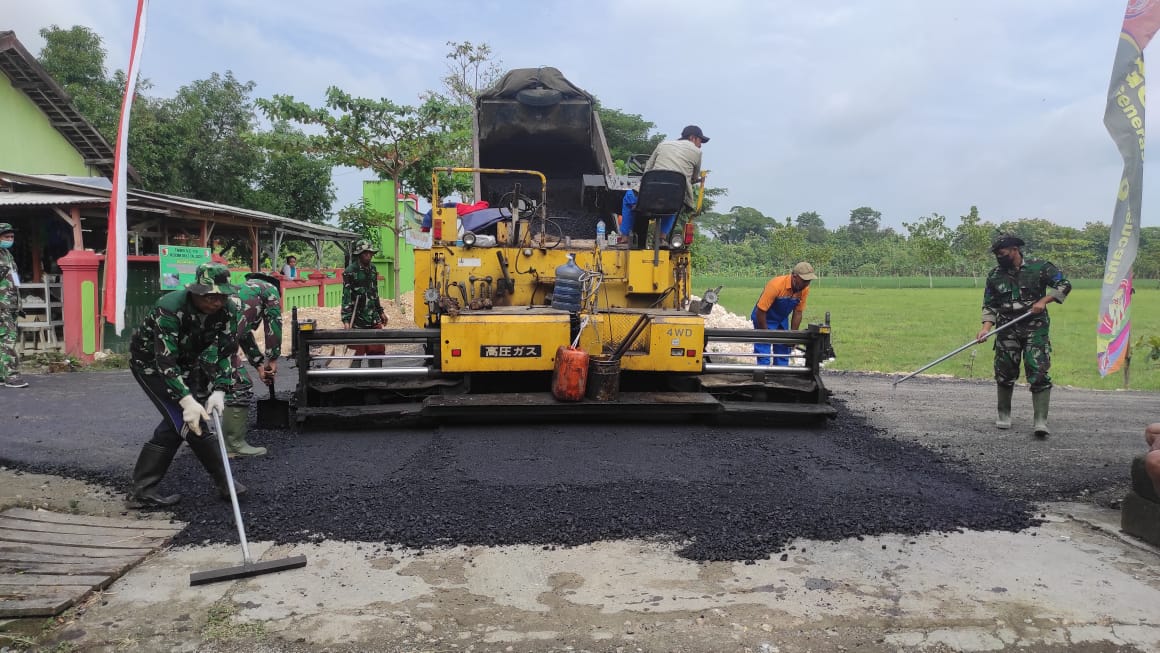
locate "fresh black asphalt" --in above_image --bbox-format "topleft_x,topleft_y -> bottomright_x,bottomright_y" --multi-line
4,368 -> 1131,561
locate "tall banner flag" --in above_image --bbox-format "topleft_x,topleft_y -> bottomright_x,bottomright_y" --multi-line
102,0 -> 149,335
1099,0 -> 1160,376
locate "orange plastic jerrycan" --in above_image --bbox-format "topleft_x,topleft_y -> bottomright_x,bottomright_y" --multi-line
551,345 -> 589,401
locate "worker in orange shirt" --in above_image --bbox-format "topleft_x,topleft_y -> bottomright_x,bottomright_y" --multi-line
750,262 -> 816,366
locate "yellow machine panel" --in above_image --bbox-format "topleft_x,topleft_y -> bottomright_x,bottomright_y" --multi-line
440,310 -> 570,372
626,250 -> 675,295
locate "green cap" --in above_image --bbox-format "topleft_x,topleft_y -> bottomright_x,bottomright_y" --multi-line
0,223 -> 14,235
186,262 -> 239,295
352,239 -> 378,255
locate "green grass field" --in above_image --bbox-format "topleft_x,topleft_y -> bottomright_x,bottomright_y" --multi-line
698,275 -> 1160,392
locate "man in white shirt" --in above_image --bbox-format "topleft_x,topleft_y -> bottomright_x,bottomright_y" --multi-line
619,125 -> 708,243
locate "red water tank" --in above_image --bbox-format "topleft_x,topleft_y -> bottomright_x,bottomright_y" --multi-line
551,346 -> 589,401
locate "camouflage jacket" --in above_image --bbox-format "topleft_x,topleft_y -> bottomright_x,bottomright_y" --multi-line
341,262 -> 385,327
981,258 -> 1071,328
235,279 -> 282,361
0,249 -> 17,313
129,289 -> 253,400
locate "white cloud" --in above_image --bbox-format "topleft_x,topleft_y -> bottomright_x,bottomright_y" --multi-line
4,0 -> 1152,229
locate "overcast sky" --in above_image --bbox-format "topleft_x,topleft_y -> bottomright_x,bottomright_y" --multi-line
6,0 -> 1149,231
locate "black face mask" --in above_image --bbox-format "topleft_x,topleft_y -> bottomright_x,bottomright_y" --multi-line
996,254 -> 1015,268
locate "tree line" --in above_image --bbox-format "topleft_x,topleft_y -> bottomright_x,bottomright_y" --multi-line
38,26 -> 1140,282
689,205 -> 1151,280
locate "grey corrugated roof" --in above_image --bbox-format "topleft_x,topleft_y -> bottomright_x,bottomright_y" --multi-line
0,192 -> 108,207
0,171 -> 359,242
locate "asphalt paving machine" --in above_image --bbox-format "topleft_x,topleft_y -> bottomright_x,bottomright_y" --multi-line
293,67 -> 834,425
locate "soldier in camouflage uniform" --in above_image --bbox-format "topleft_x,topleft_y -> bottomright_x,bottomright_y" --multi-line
342,239 -> 387,367
221,272 -> 283,457
976,234 -> 1071,437
0,223 -> 27,388
126,262 -> 254,508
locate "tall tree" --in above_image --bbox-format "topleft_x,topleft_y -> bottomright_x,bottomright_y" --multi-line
258,88 -> 463,296
248,122 -> 335,224
37,25 -> 126,140
952,205 -> 996,282
595,104 -> 665,169
847,206 -> 882,245
441,41 -> 503,105
903,212 -> 953,286
794,211 -> 827,244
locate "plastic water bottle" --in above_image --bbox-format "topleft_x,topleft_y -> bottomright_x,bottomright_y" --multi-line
551,253 -> 583,313
596,220 -> 606,249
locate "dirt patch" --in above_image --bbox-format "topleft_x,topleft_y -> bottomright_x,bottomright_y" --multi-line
0,467 -> 133,518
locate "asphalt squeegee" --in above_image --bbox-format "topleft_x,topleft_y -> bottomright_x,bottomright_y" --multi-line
892,310 -> 1034,387
189,411 -> 307,586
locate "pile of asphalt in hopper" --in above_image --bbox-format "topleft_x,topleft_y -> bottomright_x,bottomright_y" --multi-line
83,399 -> 1032,562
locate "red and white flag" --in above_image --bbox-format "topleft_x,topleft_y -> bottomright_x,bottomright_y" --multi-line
103,0 -> 149,334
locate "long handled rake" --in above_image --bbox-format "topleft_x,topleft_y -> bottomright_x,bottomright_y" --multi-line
189,410 -> 307,586
892,311 -> 1034,387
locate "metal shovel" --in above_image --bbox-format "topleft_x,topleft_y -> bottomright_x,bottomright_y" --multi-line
256,381 -> 290,429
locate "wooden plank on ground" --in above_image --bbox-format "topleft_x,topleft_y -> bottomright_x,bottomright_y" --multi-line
2,508 -> 182,532
0,541 -> 153,559
0,528 -> 168,549
0,516 -> 179,539
0,559 -> 137,576
0,508 -> 186,618
0,551 -> 139,567
0,574 -> 108,588
0,596 -> 77,617
1,585 -> 98,601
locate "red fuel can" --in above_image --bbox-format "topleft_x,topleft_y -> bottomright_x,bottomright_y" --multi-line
551,346 -> 589,401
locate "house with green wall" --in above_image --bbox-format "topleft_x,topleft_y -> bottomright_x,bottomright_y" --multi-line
0,30 -> 358,358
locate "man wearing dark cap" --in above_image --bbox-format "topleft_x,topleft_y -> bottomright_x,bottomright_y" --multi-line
976,234 -> 1071,437
618,125 -> 709,244
0,222 -> 27,388
126,262 -> 249,508
751,261 -> 816,366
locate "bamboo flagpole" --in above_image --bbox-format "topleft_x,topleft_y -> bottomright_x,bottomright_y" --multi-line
102,0 -> 149,335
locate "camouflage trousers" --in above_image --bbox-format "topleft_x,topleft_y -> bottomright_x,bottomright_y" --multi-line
0,310 -> 19,381
993,323 -> 1052,392
225,353 -> 255,408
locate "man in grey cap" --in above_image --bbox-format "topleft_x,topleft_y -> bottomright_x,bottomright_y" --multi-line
976,234 -> 1070,437
618,125 -> 709,244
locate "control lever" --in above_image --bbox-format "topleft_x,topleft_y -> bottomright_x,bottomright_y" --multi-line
495,252 -> 515,297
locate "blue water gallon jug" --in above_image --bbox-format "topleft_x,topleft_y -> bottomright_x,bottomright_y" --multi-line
551,254 -> 583,313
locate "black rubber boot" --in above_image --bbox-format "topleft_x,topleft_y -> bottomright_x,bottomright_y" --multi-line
1032,388 -> 1051,437
126,443 -> 182,509
186,434 -> 247,500
996,385 -> 1013,430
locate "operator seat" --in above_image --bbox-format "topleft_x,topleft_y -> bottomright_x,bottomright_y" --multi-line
630,169 -> 686,248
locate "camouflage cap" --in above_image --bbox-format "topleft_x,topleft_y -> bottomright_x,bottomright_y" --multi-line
186,262 -> 239,295
991,233 -> 1025,253
352,239 -> 378,255
0,223 -> 14,235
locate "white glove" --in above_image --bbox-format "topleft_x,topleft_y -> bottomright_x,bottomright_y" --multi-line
178,395 -> 209,436
205,390 -> 226,417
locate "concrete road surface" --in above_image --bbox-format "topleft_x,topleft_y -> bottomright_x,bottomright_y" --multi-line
0,369 -> 1157,652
